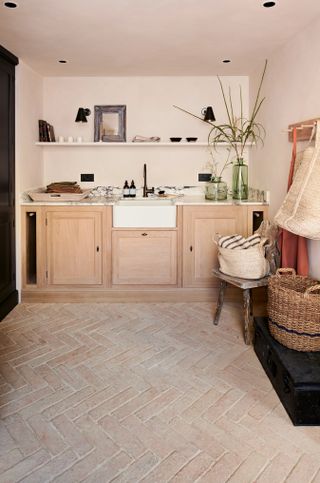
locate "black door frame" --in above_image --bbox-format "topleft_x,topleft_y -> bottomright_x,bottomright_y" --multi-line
0,45 -> 19,320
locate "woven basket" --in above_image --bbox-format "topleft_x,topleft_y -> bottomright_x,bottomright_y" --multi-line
268,268 -> 320,351
217,240 -> 270,280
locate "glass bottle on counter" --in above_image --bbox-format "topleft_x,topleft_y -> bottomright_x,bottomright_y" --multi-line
123,180 -> 130,198
129,180 -> 136,198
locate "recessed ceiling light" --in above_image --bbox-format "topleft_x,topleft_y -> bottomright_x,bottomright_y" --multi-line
222,59 -> 231,63
4,2 -> 18,8
263,1 -> 276,7
58,60 -> 67,64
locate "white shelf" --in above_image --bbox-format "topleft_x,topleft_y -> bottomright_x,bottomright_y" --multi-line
35,141 -> 208,147
35,141 -> 254,147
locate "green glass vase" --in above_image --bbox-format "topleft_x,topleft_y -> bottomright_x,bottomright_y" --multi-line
232,158 -> 248,200
205,177 -> 228,201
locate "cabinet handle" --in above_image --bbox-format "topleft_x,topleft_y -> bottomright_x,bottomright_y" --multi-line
96,246 -> 100,252
141,233 -> 148,236
190,245 -> 193,252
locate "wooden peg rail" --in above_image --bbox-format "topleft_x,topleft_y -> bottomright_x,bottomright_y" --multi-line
288,118 -> 320,142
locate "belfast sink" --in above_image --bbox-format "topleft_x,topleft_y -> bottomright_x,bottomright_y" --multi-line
116,198 -> 174,206
113,198 -> 176,227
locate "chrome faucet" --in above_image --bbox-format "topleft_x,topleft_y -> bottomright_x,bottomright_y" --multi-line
143,163 -> 154,197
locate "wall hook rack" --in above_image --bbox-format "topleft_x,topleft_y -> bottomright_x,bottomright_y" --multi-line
286,117 -> 320,142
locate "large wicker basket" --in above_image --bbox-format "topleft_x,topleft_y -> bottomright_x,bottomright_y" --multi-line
268,268 -> 320,351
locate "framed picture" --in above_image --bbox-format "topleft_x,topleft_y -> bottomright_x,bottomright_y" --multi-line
94,105 -> 126,142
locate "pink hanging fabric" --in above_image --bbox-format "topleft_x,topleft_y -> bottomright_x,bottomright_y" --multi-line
279,127 -> 309,275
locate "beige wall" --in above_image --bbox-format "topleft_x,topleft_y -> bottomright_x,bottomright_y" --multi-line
16,61 -> 43,192
250,18 -> 320,279
42,76 -> 249,189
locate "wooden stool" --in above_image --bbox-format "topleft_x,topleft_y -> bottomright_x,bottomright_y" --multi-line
212,268 -> 269,345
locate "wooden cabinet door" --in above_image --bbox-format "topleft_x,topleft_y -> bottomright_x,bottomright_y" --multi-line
112,230 -> 177,285
183,206 -> 247,287
46,211 -> 102,285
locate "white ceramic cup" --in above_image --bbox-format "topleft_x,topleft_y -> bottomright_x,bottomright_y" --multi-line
76,136 -> 83,143
58,136 -> 64,143
67,136 -> 73,143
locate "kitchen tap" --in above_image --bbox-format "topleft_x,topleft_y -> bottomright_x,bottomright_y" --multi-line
143,163 -> 154,197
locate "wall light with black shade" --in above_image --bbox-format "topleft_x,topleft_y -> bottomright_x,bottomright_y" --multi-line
75,108 -> 91,123
201,106 -> 216,122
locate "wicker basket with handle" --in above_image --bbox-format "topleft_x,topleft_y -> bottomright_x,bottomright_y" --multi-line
268,268 -> 320,351
216,238 -> 270,280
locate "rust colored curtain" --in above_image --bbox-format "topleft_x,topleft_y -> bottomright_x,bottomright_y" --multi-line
279,128 -> 309,275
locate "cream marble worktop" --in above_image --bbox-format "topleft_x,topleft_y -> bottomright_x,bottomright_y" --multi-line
20,193 -> 268,207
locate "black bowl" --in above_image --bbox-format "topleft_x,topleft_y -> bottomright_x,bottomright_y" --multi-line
186,137 -> 198,142
170,137 -> 182,142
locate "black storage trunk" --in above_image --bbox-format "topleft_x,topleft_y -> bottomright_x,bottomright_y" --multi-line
254,317 -> 320,426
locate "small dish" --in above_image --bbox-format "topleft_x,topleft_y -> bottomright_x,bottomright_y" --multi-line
170,137 -> 182,142
186,137 -> 198,142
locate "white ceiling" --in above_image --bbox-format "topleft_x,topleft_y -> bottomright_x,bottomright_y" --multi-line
1,0 -> 320,76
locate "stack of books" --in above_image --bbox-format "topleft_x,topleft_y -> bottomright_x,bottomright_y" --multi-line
38,120 -> 56,142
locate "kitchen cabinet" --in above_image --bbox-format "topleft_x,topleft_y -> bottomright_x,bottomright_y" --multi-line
112,230 -> 177,285
21,203 -> 267,302
46,209 -> 103,285
21,206 -> 111,289
182,205 -> 247,288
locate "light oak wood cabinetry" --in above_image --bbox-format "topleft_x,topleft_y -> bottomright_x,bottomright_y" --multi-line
46,210 -> 102,285
21,206 -> 111,289
21,203 -> 267,302
112,230 -> 177,285
182,205 -> 248,288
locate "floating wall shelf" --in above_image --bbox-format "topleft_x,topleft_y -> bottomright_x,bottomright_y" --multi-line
35,142 -> 254,147
35,142 -> 208,147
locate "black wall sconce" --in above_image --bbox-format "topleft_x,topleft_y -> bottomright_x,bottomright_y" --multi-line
75,108 -> 91,123
201,106 -> 216,122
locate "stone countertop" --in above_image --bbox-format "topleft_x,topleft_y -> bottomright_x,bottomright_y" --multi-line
174,196 -> 268,206
20,195 -> 116,206
20,194 -> 268,206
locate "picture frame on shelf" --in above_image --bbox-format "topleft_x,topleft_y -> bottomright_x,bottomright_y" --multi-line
94,105 -> 126,142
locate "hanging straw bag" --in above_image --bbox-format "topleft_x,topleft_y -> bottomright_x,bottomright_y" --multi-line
216,238 -> 270,279
268,268 -> 320,351
275,121 -> 320,240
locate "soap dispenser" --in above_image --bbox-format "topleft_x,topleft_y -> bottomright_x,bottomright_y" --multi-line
123,180 -> 130,198
129,180 -> 136,198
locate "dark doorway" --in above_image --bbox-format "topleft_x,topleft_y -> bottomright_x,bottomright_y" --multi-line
0,45 -> 18,320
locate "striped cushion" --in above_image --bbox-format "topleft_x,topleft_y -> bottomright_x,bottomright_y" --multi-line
218,234 -> 261,250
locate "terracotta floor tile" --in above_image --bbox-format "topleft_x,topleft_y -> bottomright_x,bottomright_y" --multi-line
0,302 -> 318,482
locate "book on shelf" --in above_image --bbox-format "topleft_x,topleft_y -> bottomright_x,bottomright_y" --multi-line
48,124 -> 55,142
38,120 -> 55,142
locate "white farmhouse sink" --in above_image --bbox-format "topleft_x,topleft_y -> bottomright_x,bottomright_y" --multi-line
117,198 -> 174,206
113,198 -> 176,227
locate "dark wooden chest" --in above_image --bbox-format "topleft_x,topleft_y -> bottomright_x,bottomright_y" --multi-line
254,317 -> 320,426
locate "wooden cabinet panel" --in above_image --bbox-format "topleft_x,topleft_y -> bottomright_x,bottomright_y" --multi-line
183,206 -> 247,288
112,230 -> 177,285
46,211 -> 102,285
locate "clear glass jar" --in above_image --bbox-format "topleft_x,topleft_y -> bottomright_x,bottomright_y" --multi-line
205,177 -> 228,201
232,158 -> 248,200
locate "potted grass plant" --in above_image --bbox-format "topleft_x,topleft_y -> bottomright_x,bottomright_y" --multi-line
174,60 -> 267,200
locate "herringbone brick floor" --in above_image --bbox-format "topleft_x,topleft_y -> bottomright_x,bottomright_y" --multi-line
0,302 -> 319,482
